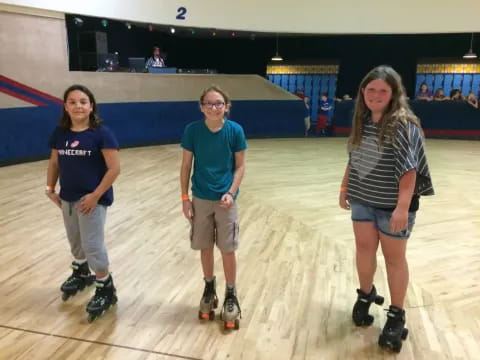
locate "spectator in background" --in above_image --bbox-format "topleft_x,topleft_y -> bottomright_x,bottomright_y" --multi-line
433,88 -> 449,101
316,93 -> 332,135
145,46 -> 166,69
302,96 -> 311,136
294,88 -> 311,136
450,89 -> 464,101
416,83 -> 433,101
466,92 -> 478,109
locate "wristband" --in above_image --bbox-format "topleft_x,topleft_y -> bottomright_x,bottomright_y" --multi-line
226,191 -> 235,199
45,185 -> 55,194
181,194 -> 189,201
340,186 -> 348,192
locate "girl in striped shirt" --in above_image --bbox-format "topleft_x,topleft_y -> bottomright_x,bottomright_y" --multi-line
339,65 -> 434,352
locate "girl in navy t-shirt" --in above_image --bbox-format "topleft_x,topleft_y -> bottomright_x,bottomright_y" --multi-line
46,84 -> 120,322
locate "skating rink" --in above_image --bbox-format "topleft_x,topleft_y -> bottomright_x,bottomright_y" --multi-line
0,137 -> 479,360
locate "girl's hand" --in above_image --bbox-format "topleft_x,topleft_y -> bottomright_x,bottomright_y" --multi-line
182,199 -> 194,222
339,191 -> 350,210
78,193 -> 99,214
219,193 -> 234,209
390,207 -> 408,234
46,192 -> 62,209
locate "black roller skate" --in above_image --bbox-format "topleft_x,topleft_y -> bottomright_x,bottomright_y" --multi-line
379,305 -> 408,353
352,285 -> 384,326
199,277 -> 218,321
221,286 -> 241,330
60,261 -> 95,301
86,275 -> 117,323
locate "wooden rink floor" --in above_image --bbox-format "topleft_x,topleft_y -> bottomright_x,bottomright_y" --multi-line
0,138 -> 479,360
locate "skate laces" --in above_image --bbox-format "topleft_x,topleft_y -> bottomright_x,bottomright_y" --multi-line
92,279 -> 112,302
65,264 -> 85,284
384,308 -> 404,330
203,281 -> 215,301
225,288 -> 241,317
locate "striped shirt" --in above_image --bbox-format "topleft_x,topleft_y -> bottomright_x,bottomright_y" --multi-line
145,56 -> 165,68
347,118 -> 434,209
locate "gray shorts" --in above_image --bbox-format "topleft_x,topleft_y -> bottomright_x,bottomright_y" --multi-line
349,199 -> 416,240
61,200 -> 109,274
190,196 -> 239,253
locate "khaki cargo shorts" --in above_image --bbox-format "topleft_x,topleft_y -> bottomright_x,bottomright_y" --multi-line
190,196 -> 239,253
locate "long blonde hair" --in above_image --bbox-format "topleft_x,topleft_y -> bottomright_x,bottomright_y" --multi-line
348,65 -> 421,150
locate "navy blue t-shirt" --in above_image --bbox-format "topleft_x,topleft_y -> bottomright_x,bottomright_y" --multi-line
48,125 -> 119,206
181,120 -> 247,201
319,99 -> 332,115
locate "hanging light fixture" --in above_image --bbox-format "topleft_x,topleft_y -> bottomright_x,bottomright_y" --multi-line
271,34 -> 283,61
463,33 -> 477,59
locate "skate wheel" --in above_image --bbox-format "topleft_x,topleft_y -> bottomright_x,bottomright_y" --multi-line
199,311 -> 209,320
224,321 -> 235,329
234,319 -> 240,330
379,335 -> 402,353
401,328 -> 408,340
374,295 -> 384,305
354,314 -> 373,327
62,293 -> 70,301
87,314 -> 95,323
393,343 -> 402,353
209,311 -> 215,321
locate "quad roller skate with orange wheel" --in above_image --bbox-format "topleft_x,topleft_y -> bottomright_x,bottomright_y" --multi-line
221,286 -> 241,330
198,277 -> 218,321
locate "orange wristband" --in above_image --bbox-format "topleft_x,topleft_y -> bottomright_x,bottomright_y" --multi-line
181,194 -> 189,201
340,186 -> 348,192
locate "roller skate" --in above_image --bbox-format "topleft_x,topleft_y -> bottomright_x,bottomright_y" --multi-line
86,274 -> 117,323
198,277 -> 218,321
352,285 -> 384,326
221,285 -> 241,330
378,305 -> 408,353
60,261 -> 95,301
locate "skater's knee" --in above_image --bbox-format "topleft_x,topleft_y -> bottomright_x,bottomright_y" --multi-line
356,241 -> 378,256
200,246 -> 215,254
220,250 -> 236,259
384,254 -> 407,268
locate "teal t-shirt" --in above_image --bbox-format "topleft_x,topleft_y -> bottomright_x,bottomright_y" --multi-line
181,119 -> 247,200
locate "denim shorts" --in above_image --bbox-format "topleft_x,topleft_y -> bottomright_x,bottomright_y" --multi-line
349,199 -> 416,240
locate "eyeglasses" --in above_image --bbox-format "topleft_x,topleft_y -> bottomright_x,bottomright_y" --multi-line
201,102 -> 225,109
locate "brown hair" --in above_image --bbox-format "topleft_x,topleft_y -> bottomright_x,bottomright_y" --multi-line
200,85 -> 232,114
60,84 -> 102,130
348,65 -> 421,150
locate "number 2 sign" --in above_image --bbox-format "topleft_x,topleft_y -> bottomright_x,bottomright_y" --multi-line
176,7 -> 187,20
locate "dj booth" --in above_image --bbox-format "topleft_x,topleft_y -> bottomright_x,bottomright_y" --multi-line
148,67 -> 217,74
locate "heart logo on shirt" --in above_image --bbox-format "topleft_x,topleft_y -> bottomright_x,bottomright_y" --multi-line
350,137 -> 381,180
70,140 -> 79,148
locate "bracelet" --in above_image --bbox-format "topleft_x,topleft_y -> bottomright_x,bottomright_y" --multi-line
226,191 -> 235,199
45,185 -> 55,194
340,186 -> 348,192
181,194 -> 189,201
